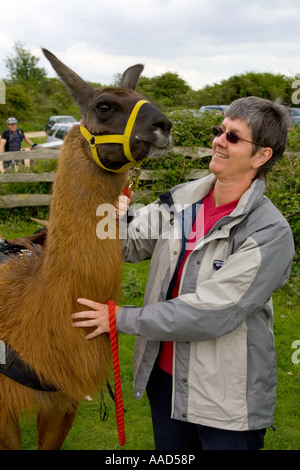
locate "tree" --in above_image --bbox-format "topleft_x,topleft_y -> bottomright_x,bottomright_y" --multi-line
137,72 -> 192,110
5,41 -> 47,85
195,72 -> 297,107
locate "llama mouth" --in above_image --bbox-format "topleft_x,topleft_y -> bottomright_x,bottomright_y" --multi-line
154,129 -> 173,149
147,145 -> 170,159
136,138 -> 172,159
136,131 -> 173,150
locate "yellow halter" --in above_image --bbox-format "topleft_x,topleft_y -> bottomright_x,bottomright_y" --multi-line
80,99 -> 148,173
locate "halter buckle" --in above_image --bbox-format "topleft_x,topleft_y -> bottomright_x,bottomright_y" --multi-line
129,167 -> 142,190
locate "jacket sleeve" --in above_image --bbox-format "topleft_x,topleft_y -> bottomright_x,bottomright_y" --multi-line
117,216 -> 295,342
120,199 -> 166,263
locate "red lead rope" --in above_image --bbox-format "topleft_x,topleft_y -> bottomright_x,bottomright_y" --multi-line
107,300 -> 126,446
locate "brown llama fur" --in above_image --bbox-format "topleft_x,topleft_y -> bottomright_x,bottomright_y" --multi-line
0,49 -> 172,449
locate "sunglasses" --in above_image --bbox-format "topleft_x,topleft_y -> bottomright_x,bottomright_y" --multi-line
212,125 -> 261,146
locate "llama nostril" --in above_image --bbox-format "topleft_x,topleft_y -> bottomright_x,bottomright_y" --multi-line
152,117 -> 173,133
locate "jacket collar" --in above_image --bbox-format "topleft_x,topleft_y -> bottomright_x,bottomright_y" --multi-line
159,173 -> 266,218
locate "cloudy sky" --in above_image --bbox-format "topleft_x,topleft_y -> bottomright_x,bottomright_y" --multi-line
1,0 -> 300,90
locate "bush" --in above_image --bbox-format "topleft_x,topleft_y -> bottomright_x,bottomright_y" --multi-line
286,123 -> 300,151
167,110 -> 223,147
265,154 -> 299,247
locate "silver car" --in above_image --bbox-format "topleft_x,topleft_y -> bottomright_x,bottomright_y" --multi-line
289,107 -> 300,125
199,105 -> 229,115
45,115 -> 77,134
46,121 -> 80,142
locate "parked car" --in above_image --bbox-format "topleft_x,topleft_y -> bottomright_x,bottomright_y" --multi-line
45,115 -> 77,134
168,109 -> 201,123
288,107 -> 300,125
199,105 -> 229,115
46,121 -> 80,142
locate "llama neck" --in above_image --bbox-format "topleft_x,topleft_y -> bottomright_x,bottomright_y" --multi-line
42,130 -> 128,299
48,129 -> 128,241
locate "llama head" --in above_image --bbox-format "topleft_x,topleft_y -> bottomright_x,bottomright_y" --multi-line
42,48 -> 172,172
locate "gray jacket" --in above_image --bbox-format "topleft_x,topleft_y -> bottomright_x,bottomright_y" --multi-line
117,173 -> 295,431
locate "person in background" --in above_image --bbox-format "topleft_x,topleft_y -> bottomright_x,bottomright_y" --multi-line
0,117 -> 35,170
71,96 -> 295,450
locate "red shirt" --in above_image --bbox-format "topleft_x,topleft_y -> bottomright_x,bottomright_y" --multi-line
157,188 -> 239,374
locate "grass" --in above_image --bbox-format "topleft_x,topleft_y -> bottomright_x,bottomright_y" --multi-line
0,221 -> 299,450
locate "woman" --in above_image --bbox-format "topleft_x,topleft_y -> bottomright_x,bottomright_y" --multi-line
71,97 -> 295,450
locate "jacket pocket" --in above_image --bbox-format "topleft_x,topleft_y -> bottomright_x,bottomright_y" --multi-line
188,322 -> 248,420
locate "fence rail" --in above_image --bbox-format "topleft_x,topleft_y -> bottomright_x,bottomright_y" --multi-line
0,145 -> 214,208
0,145 -> 213,163
0,146 -> 298,208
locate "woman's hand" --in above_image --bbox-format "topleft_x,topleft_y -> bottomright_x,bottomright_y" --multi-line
115,189 -> 133,219
71,298 -> 121,340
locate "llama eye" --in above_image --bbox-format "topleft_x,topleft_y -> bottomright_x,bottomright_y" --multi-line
96,103 -> 111,114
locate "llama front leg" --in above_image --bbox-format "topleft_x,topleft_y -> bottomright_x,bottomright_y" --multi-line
0,415 -> 22,450
37,406 -> 77,450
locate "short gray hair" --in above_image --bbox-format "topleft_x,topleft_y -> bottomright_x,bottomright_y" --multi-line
225,96 -> 292,179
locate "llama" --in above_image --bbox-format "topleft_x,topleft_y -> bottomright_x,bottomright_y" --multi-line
0,49 -> 172,450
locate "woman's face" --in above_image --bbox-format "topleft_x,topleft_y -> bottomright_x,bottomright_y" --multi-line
209,117 -> 259,183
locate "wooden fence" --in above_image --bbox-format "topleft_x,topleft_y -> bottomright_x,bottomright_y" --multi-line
0,145 -> 212,208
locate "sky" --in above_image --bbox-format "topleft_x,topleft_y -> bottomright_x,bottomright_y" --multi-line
1,0 -> 300,91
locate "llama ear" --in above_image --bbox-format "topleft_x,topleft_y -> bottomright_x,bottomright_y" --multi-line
42,48 -> 93,112
120,64 -> 144,90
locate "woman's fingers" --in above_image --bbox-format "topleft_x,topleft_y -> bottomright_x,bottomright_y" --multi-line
71,299 -> 109,337
76,298 -> 105,311
85,327 -> 105,340
71,310 -> 100,320
115,191 -> 134,218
